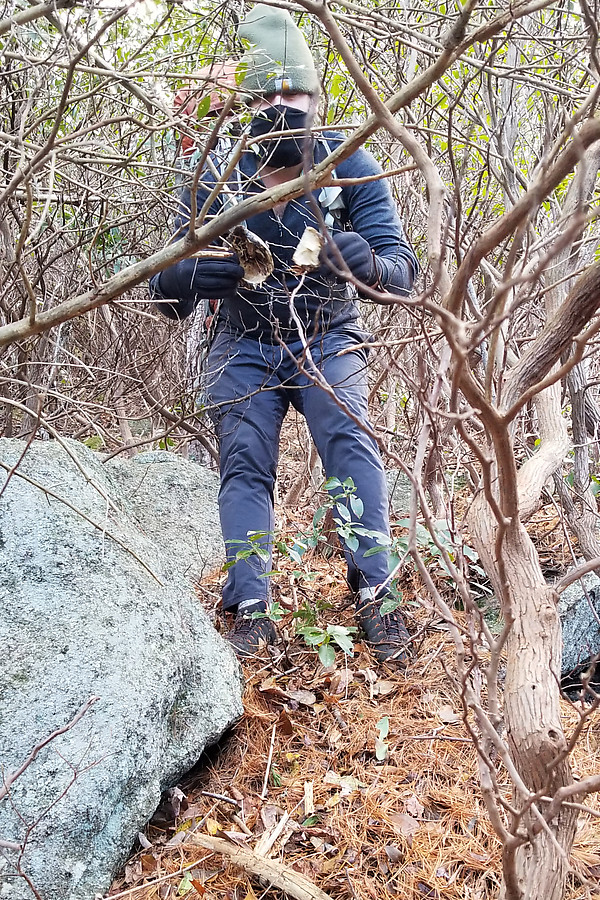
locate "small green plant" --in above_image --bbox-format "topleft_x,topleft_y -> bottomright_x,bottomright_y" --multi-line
223,530 -> 271,571
223,476 -> 398,663
83,435 -> 104,450
252,601 -> 285,622
379,585 -> 403,615
302,814 -> 321,827
365,516 -> 483,581
292,597 -> 332,628
375,716 -> 390,761
322,475 -> 365,552
295,623 -> 357,667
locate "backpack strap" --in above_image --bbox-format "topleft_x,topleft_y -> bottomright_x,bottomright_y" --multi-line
316,137 -> 348,230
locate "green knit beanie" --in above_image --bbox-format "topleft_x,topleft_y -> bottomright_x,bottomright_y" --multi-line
238,4 -> 320,97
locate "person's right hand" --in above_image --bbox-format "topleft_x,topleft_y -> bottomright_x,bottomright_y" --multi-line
158,253 -> 244,303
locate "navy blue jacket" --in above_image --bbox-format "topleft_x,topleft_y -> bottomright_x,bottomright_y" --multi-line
151,133 -> 418,340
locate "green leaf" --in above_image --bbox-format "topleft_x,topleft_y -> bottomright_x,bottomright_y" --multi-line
313,504 -> 329,526
235,549 -> 253,561
350,495 -> 364,519
318,642 -> 336,667
254,602 -> 284,622
375,738 -> 388,761
177,874 -> 193,896
288,547 -> 304,564
380,594 -> 401,615
345,533 -> 359,553
361,529 -> 391,545
302,814 -> 321,826
377,716 -> 390,740
235,61 -> 248,85
195,95 -> 211,120
336,503 -> 351,522
363,546 -> 387,557
327,624 -> 358,636
298,626 -> 327,646
327,624 -> 355,654
415,524 -> 432,546
324,476 -> 342,490
83,435 -> 103,450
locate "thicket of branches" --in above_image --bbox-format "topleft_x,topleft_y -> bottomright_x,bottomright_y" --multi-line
2,2 -> 600,899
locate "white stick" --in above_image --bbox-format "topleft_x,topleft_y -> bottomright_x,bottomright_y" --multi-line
261,723 -> 277,800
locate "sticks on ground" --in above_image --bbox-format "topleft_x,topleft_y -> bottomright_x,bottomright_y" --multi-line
185,833 -> 333,900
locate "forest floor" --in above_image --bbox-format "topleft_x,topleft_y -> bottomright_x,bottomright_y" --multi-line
107,504 -> 600,900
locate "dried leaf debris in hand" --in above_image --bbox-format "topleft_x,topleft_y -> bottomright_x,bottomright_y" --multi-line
292,226 -> 324,272
226,224 -> 274,286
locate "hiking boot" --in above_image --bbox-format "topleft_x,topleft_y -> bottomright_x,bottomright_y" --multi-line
225,611 -> 277,659
355,588 -> 411,664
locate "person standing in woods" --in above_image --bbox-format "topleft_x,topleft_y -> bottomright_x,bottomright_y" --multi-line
150,5 -> 418,662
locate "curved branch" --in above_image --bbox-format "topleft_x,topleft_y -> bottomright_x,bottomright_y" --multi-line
0,0 -> 76,37
445,117 -> 600,315
501,259 -> 600,415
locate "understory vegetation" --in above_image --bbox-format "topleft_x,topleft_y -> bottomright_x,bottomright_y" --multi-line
2,1 -> 600,898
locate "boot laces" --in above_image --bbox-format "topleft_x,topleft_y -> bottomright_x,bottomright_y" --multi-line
234,614 -> 256,635
381,610 -> 407,641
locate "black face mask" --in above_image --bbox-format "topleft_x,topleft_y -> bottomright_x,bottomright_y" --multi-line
250,104 -> 312,168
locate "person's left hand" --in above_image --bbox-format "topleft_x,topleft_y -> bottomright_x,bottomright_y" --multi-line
319,232 -> 378,285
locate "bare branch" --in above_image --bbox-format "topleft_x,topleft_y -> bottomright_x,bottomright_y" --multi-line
502,259 -> 600,415
0,696 -> 99,803
0,0 -> 77,38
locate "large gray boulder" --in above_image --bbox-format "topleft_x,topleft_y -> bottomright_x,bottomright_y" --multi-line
106,448 -> 224,583
0,439 -> 242,900
559,571 -> 600,679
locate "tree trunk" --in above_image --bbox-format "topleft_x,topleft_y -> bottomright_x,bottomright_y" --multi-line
564,361 -> 600,565
470,504 -> 579,900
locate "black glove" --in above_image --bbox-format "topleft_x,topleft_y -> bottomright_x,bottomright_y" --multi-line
158,254 -> 244,304
319,232 -> 378,285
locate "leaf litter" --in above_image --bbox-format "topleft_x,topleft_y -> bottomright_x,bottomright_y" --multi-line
107,510 -> 600,900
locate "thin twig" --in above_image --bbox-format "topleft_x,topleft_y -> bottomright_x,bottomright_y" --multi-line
0,696 -> 99,802
200,790 -> 240,806
261,724 -> 277,800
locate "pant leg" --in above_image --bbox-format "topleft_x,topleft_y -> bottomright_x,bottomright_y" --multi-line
205,331 -> 288,610
285,331 -> 391,591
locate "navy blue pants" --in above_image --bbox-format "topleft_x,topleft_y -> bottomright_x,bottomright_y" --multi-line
205,327 -> 391,611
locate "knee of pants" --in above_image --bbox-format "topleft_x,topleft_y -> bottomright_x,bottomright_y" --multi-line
309,402 -> 379,468
217,415 -> 279,487
300,363 -> 370,427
